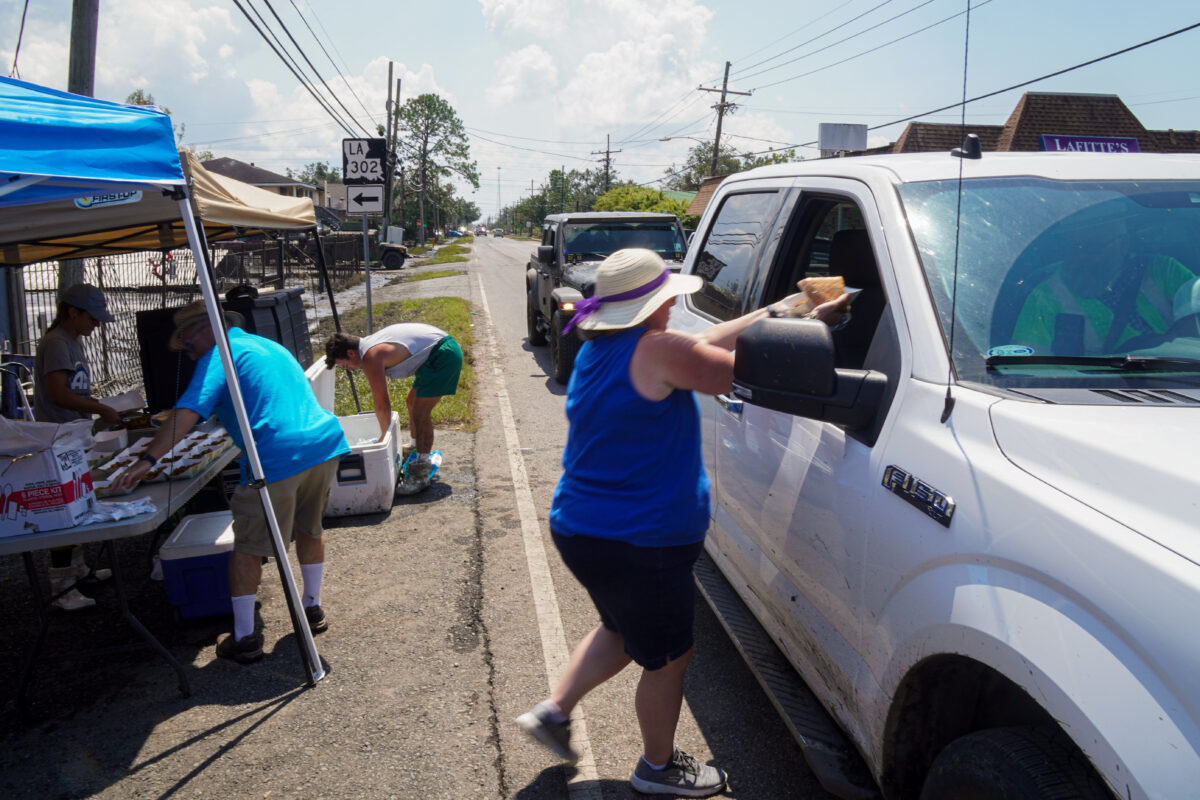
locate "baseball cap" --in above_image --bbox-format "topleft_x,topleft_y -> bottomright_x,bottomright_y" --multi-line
60,283 -> 114,323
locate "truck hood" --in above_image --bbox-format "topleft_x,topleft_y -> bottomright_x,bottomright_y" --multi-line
563,261 -> 602,296
990,401 -> 1200,565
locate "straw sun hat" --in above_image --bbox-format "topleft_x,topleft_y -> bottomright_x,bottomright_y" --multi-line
168,300 -> 245,351
567,249 -> 702,333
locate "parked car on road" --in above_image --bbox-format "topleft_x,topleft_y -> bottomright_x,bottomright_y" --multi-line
526,211 -> 688,382
671,150 -> 1200,800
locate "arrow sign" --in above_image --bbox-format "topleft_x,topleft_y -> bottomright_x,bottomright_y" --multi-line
346,183 -> 384,213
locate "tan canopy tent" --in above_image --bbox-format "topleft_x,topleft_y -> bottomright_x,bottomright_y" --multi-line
0,151 -> 316,266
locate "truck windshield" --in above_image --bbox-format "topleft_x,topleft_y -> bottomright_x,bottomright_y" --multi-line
898,177 -> 1200,389
562,222 -> 686,260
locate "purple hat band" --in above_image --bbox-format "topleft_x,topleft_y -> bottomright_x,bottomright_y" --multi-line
563,269 -> 670,334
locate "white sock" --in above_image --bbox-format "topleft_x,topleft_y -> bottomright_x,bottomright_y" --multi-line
301,563 -> 323,608
231,594 -> 257,640
416,452 -> 430,463
642,756 -> 668,771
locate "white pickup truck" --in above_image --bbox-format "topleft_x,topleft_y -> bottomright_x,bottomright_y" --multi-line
670,151 -> 1200,800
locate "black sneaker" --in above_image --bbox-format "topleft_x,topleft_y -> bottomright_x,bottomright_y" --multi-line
304,604 -> 328,634
215,631 -> 264,664
630,749 -> 727,797
516,700 -> 578,763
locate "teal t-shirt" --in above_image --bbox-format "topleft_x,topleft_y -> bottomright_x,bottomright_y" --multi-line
177,328 -> 349,484
550,327 -> 710,546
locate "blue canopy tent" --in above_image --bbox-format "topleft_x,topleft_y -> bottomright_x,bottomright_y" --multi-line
0,76 -> 323,684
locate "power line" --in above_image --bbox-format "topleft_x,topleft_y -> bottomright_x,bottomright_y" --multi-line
748,20 -> 1200,155
466,130 -> 596,163
732,0 -> 901,79
751,0 -> 994,92
727,0 -> 854,69
616,90 -> 707,146
465,126 -> 603,146
231,0 -> 356,137
258,0 -> 373,136
9,0 -> 30,78
287,0 -> 379,128
735,0 -> 939,84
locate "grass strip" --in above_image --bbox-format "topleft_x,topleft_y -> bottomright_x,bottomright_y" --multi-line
315,297 -> 476,432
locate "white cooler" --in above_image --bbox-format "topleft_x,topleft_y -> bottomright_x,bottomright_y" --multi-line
325,411 -> 401,517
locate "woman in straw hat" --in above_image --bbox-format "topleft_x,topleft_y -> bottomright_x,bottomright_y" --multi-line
517,248 -> 847,796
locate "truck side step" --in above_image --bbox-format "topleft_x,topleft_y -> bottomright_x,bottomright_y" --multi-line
694,551 -> 881,800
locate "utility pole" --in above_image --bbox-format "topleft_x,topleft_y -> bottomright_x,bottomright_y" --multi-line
590,134 -> 622,192
61,0 -> 100,291
381,65 -> 396,235
496,166 -> 501,230
698,62 -> 751,177
383,63 -> 394,236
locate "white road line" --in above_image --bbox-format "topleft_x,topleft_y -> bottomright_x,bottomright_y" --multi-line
475,276 -> 602,797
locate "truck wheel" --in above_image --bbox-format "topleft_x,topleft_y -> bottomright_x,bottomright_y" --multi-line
382,250 -> 405,270
920,726 -> 1112,800
550,310 -> 579,384
527,287 -> 547,346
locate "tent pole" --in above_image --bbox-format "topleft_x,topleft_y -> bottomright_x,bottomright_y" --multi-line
178,196 -> 325,686
312,228 -> 361,413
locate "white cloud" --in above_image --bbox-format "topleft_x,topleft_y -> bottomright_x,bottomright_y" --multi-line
553,0 -> 716,130
479,0 -> 561,35
486,45 -> 557,107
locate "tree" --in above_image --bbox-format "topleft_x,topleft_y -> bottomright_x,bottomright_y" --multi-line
594,186 -> 689,217
662,141 -> 802,191
396,94 -> 479,244
662,141 -> 743,191
287,161 -> 341,185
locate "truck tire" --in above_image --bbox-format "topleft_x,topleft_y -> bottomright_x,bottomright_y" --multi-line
550,310 -> 579,385
920,726 -> 1112,800
527,287 -> 547,346
382,250 -> 405,270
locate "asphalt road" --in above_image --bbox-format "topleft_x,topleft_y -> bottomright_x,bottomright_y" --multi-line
0,237 -> 837,800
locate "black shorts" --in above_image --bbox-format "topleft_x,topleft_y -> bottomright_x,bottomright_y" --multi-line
552,531 -> 704,670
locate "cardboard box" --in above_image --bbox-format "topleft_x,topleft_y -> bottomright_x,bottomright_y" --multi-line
325,412 -> 400,517
0,422 -> 96,537
159,510 -> 234,620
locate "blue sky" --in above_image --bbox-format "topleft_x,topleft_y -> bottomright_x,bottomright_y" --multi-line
4,0 -> 1199,219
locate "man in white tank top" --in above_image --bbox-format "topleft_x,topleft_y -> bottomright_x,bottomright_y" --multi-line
324,324 -> 463,495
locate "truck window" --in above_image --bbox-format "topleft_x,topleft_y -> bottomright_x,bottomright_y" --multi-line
562,222 -> 685,260
691,191 -> 781,321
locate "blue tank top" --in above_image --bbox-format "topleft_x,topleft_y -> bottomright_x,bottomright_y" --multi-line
549,327 -> 710,547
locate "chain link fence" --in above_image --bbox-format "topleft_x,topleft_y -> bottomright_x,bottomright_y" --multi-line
9,231 -> 367,400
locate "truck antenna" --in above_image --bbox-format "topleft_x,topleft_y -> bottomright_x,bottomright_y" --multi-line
942,1 -> 976,424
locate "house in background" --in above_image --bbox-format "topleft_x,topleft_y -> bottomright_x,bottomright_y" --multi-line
868,91 -> 1200,155
688,92 -> 1200,218
201,157 -> 319,203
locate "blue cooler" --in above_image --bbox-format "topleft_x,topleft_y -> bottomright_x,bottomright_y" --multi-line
160,510 -> 234,620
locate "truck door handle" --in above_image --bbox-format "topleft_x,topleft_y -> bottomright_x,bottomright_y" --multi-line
716,394 -> 743,414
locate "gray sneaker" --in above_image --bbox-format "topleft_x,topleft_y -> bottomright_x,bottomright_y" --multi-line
630,749 -> 727,797
396,458 -> 432,496
516,700 -> 578,764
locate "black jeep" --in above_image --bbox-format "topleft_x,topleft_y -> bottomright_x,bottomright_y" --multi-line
526,212 -> 688,383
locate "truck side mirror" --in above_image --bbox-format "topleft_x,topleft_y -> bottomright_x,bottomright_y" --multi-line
537,246 -> 554,265
733,318 -> 886,436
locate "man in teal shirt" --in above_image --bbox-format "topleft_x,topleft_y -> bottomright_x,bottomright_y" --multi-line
119,301 -> 349,664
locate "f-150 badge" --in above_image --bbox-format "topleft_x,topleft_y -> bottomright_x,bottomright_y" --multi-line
882,465 -> 955,527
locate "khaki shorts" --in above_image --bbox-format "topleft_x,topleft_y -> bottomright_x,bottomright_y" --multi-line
229,458 -> 340,557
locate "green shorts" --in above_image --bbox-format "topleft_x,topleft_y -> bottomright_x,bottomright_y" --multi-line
413,336 -> 462,398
